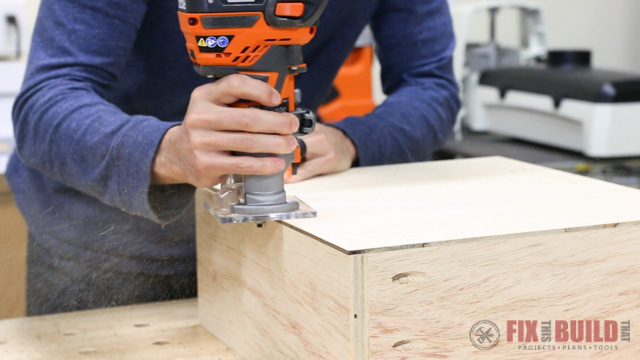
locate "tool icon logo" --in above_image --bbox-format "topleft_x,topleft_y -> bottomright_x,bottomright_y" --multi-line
205,36 -> 217,48
470,320 -> 500,350
217,36 -> 230,48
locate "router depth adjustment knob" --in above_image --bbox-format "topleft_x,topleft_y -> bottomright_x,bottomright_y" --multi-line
292,108 -> 316,136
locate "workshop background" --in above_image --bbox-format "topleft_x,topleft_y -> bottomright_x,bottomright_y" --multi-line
2,0 -> 640,320
456,0 -> 640,73
372,0 -> 640,105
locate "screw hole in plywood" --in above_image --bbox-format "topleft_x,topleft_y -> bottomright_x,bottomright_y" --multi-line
391,271 -> 427,284
153,340 -> 171,346
134,323 -> 150,328
392,339 -> 429,352
78,348 -> 98,355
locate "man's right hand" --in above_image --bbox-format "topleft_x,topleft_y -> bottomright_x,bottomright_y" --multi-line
151,74 -> 300,187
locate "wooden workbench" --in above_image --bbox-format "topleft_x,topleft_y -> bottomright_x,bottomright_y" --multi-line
0,299 -> 242,359
0,175 -> 27,320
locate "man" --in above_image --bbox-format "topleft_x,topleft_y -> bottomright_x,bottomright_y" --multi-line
8,0 -> 459,315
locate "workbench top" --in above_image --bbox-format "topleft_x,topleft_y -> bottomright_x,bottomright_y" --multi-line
0,299 -> 242,360
0,137 -> 13,174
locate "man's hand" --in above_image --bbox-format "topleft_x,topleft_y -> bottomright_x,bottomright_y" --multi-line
287,123 -> 357,183
152,74 -> 300,187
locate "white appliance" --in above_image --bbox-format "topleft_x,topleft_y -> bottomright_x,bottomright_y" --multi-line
451,1 -> 548,140
469,59 -> 640,158
452,1 -> 640,158
0,1 -> 27,60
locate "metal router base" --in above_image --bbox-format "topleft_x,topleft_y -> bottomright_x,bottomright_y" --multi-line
231,200 -> 299,216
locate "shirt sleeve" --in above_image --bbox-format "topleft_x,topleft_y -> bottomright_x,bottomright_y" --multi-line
330,0 -> 460,166
12,0 -> 192,224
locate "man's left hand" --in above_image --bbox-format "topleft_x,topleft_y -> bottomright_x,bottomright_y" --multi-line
286,123 -> 357,183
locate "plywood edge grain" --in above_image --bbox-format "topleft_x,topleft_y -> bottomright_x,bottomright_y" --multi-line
351,254 -> 369,360
284,220 -> 640,256
280,221 -> 353,254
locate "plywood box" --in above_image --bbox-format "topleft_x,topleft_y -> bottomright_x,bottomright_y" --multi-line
196,157 -> 640,359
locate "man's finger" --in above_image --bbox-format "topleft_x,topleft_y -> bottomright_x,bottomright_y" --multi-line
206,108 -> 299,135
194,74 -> 281,107
286,158 -> 324,183
296,128 -> 328,157
197,131 -> 297,155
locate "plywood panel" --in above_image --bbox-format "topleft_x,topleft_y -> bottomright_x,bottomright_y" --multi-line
0,176 -> 27,320
285,157 -> 640,253
0,299 -> 242,359
197,191 -> 354,360
195,157 -> 640,359
366,223 -> 640,359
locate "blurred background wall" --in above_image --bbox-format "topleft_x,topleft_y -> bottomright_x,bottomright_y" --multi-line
456,0 -> 640,73
6,0 -> 640,101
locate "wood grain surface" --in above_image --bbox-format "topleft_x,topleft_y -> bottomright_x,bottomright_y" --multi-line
366,223 -> 640,359
284,157 -> 640,252
194,157 -> 640,359
0,299 -> 242,360
0,175 -> 27,320
197,198 -> 354,360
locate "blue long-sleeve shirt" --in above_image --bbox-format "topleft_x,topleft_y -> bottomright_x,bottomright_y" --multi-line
8,0 -> 459,275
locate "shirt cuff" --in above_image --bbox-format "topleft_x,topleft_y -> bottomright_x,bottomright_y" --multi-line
110,117 -> 194,224
327,116 -> 379,167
